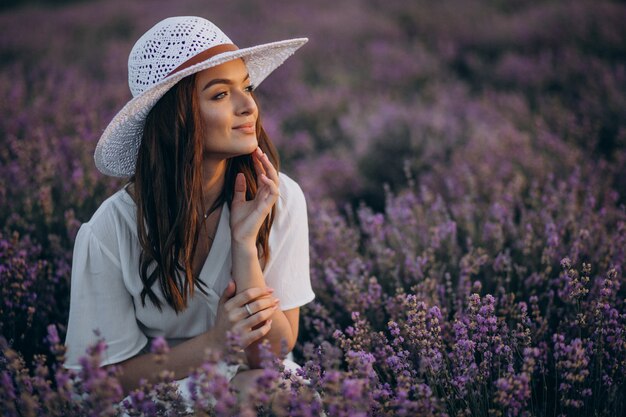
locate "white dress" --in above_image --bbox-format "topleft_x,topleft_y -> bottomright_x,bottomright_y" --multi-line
64,172 -> 315,375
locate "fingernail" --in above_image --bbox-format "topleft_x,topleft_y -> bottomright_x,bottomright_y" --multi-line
266,288 -> 275,293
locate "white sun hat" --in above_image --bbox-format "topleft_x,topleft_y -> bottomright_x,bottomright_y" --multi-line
94,16 -> 307,177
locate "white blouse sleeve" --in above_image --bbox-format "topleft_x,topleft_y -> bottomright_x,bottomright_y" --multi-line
64,223 -> 147,369
263,173 -> 315,310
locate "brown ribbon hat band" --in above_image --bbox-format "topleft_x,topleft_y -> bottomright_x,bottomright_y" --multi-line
168,44 -> 239,76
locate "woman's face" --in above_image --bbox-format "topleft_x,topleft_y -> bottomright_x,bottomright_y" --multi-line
195,59 -> 258,160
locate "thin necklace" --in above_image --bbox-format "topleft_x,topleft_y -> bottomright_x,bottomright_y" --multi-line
203,206 -> 221,241
203,205 -> 217,220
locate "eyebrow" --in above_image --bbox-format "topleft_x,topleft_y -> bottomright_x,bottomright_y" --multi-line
202,73 -> 250,91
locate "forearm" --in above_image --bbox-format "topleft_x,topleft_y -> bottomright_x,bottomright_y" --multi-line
110,330 -> 221,395
231,242 -> 295,366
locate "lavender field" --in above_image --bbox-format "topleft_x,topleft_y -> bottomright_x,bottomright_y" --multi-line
1,0 -> 626,415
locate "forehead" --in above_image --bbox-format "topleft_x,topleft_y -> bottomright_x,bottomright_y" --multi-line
195,58 -> 248,86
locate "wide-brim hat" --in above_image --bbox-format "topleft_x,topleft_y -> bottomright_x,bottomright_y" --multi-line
94,16 -> 307,177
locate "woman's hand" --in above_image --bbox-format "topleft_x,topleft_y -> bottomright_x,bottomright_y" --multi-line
230,147 -> 280,246
211,281 -> 279,350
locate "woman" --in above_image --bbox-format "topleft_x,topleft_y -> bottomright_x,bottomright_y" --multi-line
64,16 -> 315,399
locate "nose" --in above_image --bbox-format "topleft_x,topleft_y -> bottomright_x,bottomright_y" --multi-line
235,90 -> 257,116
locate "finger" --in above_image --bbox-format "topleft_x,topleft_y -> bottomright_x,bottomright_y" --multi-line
253,193 -> 275,218
233,173 -> 246,203
233,298 -> 275,323
252,152 -> 267,191
227,286 -> 274,309
242,304 -> 278,328
259,151 -> 279,185
245,297 -> 280,316
259,173 -> 279,197
254,146 -> 264,161
219,281 -> 236,306
231,295 -> 277,322
257,148 -> 278,184
241,319 -> 272,347
255,176 -> 271,202
253,178 -> 278,212
253,149 -> 267,177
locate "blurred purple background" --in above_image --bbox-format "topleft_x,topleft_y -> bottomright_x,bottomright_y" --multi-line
1,0 -> 625,415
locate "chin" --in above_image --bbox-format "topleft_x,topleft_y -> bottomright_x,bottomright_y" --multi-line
243,138 -> 259,153
228,143 -> 258,158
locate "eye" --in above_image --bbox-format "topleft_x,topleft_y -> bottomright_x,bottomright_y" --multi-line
212,91 -> 228,100
244,84 -> 255,93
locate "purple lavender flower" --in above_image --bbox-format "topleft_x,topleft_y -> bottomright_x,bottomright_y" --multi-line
2,0 -> 626,415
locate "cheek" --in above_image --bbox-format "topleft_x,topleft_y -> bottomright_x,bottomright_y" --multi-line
201,107 -> 230,135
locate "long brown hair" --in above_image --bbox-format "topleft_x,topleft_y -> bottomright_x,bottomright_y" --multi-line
130,73 -> 279,313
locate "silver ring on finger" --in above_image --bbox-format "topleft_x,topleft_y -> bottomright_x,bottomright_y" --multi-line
244,303 -> 253,316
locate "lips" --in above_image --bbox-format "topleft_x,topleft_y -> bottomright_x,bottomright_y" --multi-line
233,122 -> 256,134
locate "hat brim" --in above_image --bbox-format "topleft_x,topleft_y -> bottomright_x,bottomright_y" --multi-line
94,38 -> 308,177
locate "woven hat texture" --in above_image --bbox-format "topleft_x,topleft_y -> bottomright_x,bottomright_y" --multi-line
95,16 -> 307,177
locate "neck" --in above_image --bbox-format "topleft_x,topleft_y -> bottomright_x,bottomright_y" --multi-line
202,158 -> 227,210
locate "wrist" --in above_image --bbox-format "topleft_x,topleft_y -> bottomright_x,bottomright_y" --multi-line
231,239 -> 258,256
202,328 -> 226,360
202,329 -> 221,351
